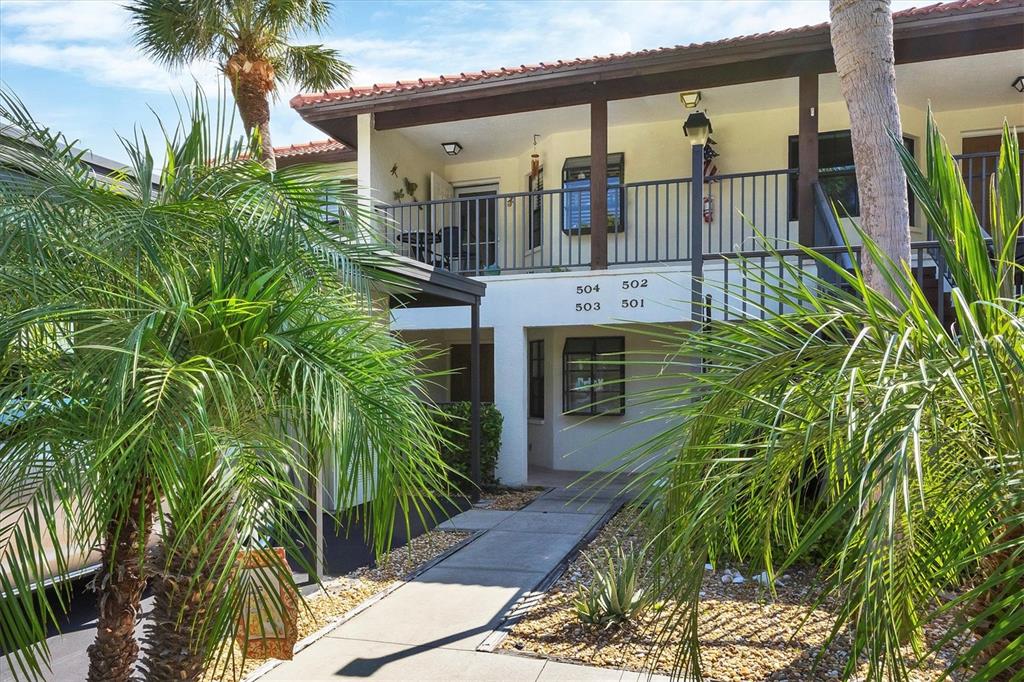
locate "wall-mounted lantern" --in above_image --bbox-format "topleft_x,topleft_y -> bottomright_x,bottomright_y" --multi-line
441,141 -> 463,156
530,134 -> 542,177
679,91 -> 702,108
683,111 -> 713,146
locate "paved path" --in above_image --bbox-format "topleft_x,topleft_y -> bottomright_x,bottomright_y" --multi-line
261,482 -> 665,681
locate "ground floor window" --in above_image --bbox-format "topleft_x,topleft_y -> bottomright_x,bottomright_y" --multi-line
529,340 -> 544,419
449,343 -> 494,403
562,336 -> 625,416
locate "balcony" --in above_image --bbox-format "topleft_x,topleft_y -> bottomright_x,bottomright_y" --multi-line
379,150 -> 1012,278
380,168 -> 797,276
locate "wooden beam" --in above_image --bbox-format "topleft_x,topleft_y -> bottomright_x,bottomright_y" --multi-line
367,51 -> 836,130
590,98 -> 608,271
798,73 -> 819,246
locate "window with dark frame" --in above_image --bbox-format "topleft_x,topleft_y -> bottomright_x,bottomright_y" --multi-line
787,130 -> 915,221
529,169 -> 544,250
561,153 -> 625,234
528,340 -> 544,419
562,337 -> 625,416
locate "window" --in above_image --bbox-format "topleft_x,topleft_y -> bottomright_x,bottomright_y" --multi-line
529,169 -> 543,250
787,131 -> 915,220
449,344 -> 494,403
562,337 -> 625,416
561,153 -> 625,234
529,340 -> 544,419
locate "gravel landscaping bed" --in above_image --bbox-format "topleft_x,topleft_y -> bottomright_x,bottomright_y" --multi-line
474,485 -> 546,511
202,528 -> 470,682
501,509 -> 975,682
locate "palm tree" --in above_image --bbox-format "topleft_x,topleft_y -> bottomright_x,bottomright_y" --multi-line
613,116 -> 1022,680
0,92 -> 451,681
126,0 -> 351,170
829,0 -> 911,302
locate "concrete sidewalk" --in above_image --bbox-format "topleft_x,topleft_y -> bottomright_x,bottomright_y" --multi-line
260,482 -> 664,681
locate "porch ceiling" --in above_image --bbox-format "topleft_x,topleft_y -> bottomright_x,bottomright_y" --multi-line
389,50 -> 1023,165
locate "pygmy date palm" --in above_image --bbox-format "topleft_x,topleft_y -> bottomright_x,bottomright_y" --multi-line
127,0 -> 351,169
614,115 -> 1023,680
0,91 -> 450,681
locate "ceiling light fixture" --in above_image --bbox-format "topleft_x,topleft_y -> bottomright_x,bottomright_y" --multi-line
679,92 -> 702,108
441,141 -> 463,156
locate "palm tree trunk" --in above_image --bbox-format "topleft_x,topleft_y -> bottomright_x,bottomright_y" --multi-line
87,480 -> 155,682
829,0 -> 910,303
141,515 -> 233,682
230,63 -> 277,171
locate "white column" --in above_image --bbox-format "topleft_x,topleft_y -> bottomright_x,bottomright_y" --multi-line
355,113 -> 376,243
493,324 -> 528,485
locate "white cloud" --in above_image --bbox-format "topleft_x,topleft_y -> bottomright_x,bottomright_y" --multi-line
0,0 -> 129,42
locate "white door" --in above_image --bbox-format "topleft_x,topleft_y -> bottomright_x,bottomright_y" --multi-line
430,172 -> 454,202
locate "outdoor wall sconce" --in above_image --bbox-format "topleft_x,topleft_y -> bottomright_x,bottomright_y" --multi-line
679,91 -> 702,108
683,111 -> 713,146
441,141 -> 463,156
1013,76 -> 1024,93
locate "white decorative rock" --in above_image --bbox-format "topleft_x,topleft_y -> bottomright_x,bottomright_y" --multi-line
753,571 -> 770,585
721,573 -> 733,584
704,563 -> 714,571
731,573 -> 745,584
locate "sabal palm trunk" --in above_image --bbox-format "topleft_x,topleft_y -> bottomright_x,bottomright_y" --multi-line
829,0 -> 910,302
87,481 -> 156,682
230,61 -> 277,171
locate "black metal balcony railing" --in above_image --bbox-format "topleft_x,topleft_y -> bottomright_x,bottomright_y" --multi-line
379,169 -> 796,276
378,152 -> 1013,276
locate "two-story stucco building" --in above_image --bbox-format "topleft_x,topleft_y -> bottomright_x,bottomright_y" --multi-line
284,0 -> 1024,485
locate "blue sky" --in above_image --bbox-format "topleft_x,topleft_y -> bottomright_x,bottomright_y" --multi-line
0,0 -> 919,162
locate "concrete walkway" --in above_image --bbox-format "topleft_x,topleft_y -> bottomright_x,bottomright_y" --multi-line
261,480 -> 664,681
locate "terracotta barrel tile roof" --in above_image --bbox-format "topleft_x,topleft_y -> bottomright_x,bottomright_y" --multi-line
290,0 -> 1015,109
273,139 -> 350,158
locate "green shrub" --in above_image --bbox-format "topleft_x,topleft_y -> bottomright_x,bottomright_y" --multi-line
434,402 -> 502,487
574,544 -> 649,629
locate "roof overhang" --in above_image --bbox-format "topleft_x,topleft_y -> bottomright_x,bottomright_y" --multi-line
293,1 -> 1024,144
380,255 -> 486,308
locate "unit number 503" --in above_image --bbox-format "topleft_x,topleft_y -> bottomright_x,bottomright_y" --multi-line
575,302 -> 600,311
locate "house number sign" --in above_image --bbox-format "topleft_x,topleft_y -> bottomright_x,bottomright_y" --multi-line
572,278 -> 649,313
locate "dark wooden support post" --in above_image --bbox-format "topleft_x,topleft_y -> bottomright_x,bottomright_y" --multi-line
306,463 -> 324,582
798,73 -> 819,246
469,298 -> 482,491
691,142 -> 705,325
590,97 -> 608,270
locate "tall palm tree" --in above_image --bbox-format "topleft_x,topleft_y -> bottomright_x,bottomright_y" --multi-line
613,116 -> 1022,680
829,0 -> 911,302
0,92 -> 451,681
126,0 -> 352,170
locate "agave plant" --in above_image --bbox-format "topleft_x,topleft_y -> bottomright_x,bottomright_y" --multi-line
612,115 -> 1023,680
574,543 -> 649,629
0,91 -> 451,681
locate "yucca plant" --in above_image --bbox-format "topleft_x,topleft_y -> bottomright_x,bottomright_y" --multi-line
0,90 -> 451,682
574,544 -> 649,629
610,114 -> 1023,680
